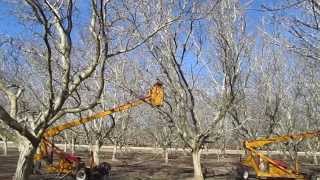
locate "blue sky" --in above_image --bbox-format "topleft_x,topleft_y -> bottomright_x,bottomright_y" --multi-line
0,0 -> 307,98
0,0 -> 299,73
0,1 -> 279,37
0,2 -> 25,35
0,1 -> 91,40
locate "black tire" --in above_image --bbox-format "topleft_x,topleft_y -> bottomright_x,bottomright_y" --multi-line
75,168 -> 90,180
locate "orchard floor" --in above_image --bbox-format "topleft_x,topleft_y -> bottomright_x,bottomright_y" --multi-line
0,147 -> 240,180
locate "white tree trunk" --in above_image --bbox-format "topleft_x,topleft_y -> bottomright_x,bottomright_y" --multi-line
18,143 -> 23,153
93,140 -> 101,166
307,141 -> 318,165
313,154 -> 318,165
183,147 -> 189,156
13,142 -> 36,180
112,144 -> 117,161
192,150 -> 204,180
64,141 -> 67,152
71,137 -> 75,154
164,148 -> 168,164
3,137 -> 7,156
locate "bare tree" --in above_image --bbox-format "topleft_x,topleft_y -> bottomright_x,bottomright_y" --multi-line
133,1 -> 252,179
146,113 -> 177,164
0,0 -> 175,179
258,0 -> 320,164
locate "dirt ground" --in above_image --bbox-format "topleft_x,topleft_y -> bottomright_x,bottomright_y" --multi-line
0,147 -> 240,180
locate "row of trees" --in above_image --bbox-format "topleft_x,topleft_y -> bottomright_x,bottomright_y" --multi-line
0,0 -> 320,180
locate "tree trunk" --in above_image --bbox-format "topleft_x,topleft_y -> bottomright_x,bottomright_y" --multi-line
3,137 -> 7,156
313,154 -> 318,165
93,140 -> 101,166
71,137 -> 75,154
13,142 -> 36,180
183,146 -> 189,156
307,141 -> 318,165
112,144 -> 117,161
18,143 -> 23,152
164,148 -> 168,164
64,141 -> 67,152
192,149 -> 204,180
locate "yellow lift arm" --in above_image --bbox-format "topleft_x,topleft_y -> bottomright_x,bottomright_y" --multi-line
44,82 -> 164,138
245,131 -> 320,150
242,130 -> 320,179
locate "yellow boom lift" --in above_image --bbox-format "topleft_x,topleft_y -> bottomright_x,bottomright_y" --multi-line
33,82 -> 164,180
238,130 -> 320,180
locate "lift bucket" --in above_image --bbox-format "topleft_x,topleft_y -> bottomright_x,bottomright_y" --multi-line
149,82 -> 164,107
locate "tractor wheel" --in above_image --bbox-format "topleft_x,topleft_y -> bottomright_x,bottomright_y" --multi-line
75,168 -> 90,180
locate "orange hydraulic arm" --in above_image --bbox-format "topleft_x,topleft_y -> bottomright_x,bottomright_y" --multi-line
44,82 -> 164,138
245,131 -> 320,150
243,130 -> 320,179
